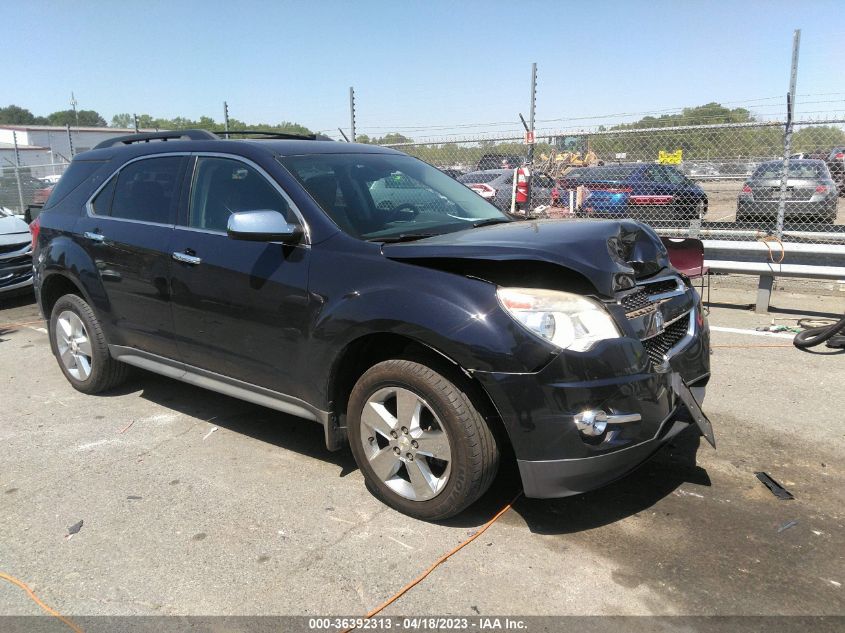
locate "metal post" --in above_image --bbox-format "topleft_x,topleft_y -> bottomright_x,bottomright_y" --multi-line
65,124 -> 74,158
70,91 -> 80,129
223,102 -> 230,139
776,29 -> 800,239
526,63 -> 537,212
760,29 -> 800,314
12,131 -> 26,215
756,275 -> 775,314
349,87 -> 356,143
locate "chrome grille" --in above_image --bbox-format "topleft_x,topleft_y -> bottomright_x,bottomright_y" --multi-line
642,315 -> 690,365
640,278 -> 679,295
619,289 -> 652,314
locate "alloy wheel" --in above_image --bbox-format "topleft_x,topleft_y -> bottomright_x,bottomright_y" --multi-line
359,386 -> 452,501
55,310 -> 93,381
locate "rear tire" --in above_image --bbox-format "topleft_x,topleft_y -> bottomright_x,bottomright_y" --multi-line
49,293 -> 130,394
348,359 -> 499,521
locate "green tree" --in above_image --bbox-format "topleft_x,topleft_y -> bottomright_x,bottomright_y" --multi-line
372,132 -> 413,145
47,109 -> 107,127
0,105 -> 48,125
110,113 -> 133,128
792,125 -> 845,153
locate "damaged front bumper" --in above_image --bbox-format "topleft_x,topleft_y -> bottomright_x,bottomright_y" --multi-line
473,282 -> 712,499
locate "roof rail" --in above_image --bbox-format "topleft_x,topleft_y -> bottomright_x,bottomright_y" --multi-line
92,129 -> 219,150
222,130 -> 317,140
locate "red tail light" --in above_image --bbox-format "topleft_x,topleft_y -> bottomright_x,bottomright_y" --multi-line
29,216 -> 40,251
742,184 -> 752,194
835,153 -> 844,159
815,184 -> 829,194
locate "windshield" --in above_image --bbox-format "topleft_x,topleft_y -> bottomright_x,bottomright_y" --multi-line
752,161 -> 828,179
279,153 -> 509,240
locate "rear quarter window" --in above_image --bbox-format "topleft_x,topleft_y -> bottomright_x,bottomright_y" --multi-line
43,160 -> 108,209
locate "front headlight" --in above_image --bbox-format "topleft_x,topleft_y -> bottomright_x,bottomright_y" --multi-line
497,287 -> 620,352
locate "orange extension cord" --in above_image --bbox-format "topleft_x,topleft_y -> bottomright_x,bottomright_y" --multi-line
344,492 -> 522,633
0,572 -> 83,633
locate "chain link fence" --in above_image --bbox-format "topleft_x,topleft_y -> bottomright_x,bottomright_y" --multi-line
0,161 -> 69,220
379,119 -> 845,244
3,121 -> 844,248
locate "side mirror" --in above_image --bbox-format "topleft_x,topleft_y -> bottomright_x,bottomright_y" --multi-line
227,210 -> 303,243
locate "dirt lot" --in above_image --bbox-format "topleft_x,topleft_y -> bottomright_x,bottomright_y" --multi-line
1,280 -> 843,630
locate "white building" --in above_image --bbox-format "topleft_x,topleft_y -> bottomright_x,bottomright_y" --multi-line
0,125 -> 153,178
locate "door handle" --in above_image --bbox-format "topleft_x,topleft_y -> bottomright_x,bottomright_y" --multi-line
84,231 -> 105,243
172,251 -> 202,265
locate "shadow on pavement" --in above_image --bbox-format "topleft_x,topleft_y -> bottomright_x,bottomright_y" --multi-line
98,369 -> 358,474
97,369 -> 710,534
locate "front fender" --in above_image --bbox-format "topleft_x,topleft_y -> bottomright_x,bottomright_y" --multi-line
307,250 -> 557,386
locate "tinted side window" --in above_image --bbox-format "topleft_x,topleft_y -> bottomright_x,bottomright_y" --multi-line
110,156 -> 183,224
91,176 -> 117,215
663,168 -> 687,185
188,157 -> 291,232
44,160 -> 107,209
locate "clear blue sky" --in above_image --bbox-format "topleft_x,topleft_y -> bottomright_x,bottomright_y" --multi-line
5,0 -> 844,138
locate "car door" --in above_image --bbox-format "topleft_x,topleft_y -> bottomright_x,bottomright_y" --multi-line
74,154 -> 186,358
169,154 -> 311,396
662,166 -> 702,217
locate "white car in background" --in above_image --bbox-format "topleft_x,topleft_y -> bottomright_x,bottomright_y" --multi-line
0,207 -> 33,297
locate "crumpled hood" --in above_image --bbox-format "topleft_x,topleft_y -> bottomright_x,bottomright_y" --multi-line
382,219 -> 670,297
0,215 -> 31,246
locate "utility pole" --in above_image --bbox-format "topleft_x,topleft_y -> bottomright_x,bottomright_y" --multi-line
70,92 -> 80,128
349,87 -> 356,143
65,124 -> 74,158
133,113 -> 139,134
223,101 -> 230,139
528,62 -> 537,164
12,131 -> 26,215
526,62 -> 538,211
758,29 -> 800,314
775,30 -> 800,239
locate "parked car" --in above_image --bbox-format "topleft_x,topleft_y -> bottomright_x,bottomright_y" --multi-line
558,164 -> 708,221
369,171 -> 449,214
439,168 -> 465,180
33,129 -> 712,521
684,162 -> 720,180
476,153 -> 523,171
0,206 -> 33,297
736,159 -> 839,224
0,172 -> 53,216
458,169 -> 558,212
826,146 -> 845,194
790,149 -> 829,161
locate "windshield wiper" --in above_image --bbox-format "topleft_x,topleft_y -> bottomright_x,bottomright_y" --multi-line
367,233 -> 440,243
471,218 -> 512,228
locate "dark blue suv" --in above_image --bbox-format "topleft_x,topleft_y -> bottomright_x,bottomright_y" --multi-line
31,130 -> 712,520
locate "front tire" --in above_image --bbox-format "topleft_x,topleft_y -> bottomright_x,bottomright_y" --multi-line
49,294 -> 130,394
348,360 -> 499,521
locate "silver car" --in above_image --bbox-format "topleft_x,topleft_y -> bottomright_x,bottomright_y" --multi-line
737,159 -> 839,224
0,208 -> 33,297
458,169 -> 557,213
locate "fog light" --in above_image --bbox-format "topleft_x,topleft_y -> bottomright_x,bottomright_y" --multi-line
574,410 -> 608,436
